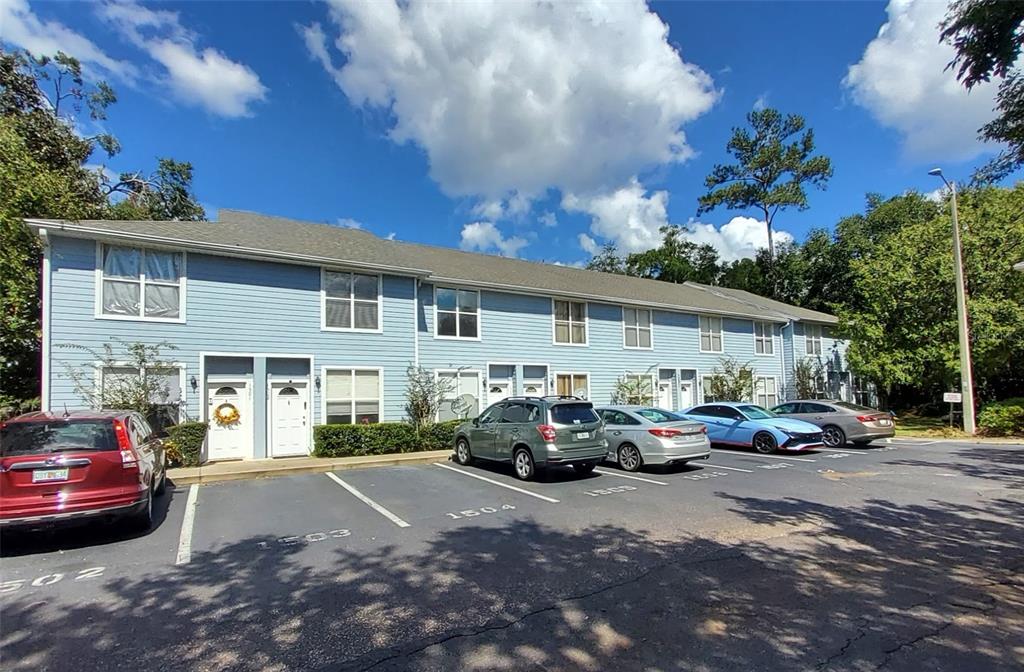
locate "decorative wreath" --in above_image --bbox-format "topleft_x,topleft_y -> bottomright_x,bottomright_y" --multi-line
213,402 -> 240,426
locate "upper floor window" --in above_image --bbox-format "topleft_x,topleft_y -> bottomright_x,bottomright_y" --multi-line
323,270 -> 381,331
553,299 -> 587,345
436,287 -> 479,338
99,245 -> 183,320
805,324 -> 823,355
754,321 -> 774,355
623,308 -> 652,349
699,316 -> 723,352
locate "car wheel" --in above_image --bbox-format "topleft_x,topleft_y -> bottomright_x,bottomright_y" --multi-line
454,438 -> 473,466
129,488 -> 154,533
617,444 -> 642,472
822,425 -> 846,448
753,432 -> 777,454
513,447 -> 535,481
573,461 -> 597,476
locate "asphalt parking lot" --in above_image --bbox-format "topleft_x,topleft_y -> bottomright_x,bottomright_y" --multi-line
2,438 -> 1023,672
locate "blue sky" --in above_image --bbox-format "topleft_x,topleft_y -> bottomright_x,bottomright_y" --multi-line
2,0 -> 1018,265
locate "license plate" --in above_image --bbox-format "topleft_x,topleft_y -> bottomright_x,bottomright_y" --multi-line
879,419 -> 891,426
32,468 -> 69,483
574,432 -> 591,440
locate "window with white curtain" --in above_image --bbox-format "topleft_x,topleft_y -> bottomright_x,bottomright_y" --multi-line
623,307 -> 652,348
323,270 -> 380,330
325,368 -> 381,424
754,321 -> 774,355
100,365 -> 182,432
553,300 -> 587,344
437,370 -> 480,420
805,324 -> 823,355
699,316 -> 723,352
100,245 -> 183,319
754,376 -> 778,407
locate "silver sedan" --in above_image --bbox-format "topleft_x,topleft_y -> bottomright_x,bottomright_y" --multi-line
596,406 -> 711,472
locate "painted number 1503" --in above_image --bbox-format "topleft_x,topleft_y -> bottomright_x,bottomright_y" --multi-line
0,566 -> 105,594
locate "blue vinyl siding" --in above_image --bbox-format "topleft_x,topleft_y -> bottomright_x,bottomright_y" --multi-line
47,236 -> 416,426
418,284 -> 783,406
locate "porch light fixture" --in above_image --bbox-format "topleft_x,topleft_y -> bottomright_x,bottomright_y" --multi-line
189,376 -> 198,392
315,375 -> 321,390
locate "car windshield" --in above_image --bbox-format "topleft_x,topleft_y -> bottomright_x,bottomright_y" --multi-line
737,405 -> 776,420
0,419 -> 117,457
634,408 -> 683,423
550,403 -> 599,425
834,401 -> 877,412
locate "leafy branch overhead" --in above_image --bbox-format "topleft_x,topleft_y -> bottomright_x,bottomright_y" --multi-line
697,108 -> 833,261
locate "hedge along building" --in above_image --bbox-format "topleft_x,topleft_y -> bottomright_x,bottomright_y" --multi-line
27,210 -> 854,464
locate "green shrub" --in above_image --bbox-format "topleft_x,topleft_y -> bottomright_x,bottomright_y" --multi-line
978,398 -> 1024,436
313,419 -> 464,458
165,421 -> 209,467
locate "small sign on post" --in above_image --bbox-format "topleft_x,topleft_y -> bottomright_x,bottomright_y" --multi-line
943,392 -> 962,428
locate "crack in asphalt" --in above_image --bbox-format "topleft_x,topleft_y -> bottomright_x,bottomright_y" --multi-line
816,618 -> 869,670
336,547 -> 749,672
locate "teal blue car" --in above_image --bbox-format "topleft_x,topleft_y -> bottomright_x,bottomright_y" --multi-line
680,402 -> 823,454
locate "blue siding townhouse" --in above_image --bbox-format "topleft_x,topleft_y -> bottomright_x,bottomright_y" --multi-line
26,210 -> 862,463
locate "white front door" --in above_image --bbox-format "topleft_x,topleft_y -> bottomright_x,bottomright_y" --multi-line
679,379 -> 695,409
207,381 -> 253,461
270,381 -> 309,457
487,382 -> 509,406
657,382 -> 673,409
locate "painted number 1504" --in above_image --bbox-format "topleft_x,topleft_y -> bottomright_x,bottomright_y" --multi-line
446,505 -> 516,519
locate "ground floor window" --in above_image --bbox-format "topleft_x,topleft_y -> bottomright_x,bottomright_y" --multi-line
100,365 -> 182,433
701,375 -> 720,403
437,370 -> 480,421
555,373 -> 589,399
618,374 -> 654,405
325,368 -> 381,424
753,376 -> 779,408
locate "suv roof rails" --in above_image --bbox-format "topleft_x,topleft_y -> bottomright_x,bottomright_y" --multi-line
501,395 -> 586,402
542,395 -> 584,401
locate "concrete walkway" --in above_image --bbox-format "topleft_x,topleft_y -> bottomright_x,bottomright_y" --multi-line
168,450 -> 452,486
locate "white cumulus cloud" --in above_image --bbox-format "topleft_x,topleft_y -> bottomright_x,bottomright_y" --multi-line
562,178 -> 670,254
844,0 -> 1005,161
459,222 -> 528,258
336,217 -> 362,229
98,0 -> 267,118
684,216 -> 794,263
577,233 -> 599,255
302,0 -> 718,206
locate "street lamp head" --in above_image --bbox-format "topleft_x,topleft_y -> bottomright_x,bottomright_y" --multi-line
927,168 -> 943,177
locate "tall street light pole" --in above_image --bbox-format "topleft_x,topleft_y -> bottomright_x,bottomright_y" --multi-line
928,168 -> 976,434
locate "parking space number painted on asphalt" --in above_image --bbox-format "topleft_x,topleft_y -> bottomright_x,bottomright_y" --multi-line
445,504 -> 516,520
0,567 -> 105,595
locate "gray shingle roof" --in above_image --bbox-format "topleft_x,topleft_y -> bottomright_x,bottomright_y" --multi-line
685,282 -> 838,324
28,209 -> 834,323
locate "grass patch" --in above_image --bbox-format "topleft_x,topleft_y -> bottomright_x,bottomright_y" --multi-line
894,414 -> 967,438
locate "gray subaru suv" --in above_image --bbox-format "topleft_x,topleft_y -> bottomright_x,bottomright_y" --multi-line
453,396 -> 607,481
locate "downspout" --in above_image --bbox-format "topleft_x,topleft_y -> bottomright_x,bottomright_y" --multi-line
39,228 -> 51,411
413,279 -> 420,368
779,320 -> 793,401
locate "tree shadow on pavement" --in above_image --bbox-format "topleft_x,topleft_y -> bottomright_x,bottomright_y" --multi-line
2,493 -> 1022,671
885,446 -> 1024,485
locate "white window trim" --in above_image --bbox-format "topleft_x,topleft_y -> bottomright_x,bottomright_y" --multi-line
93,361 -> 187,423
320,366 -> 385,424
754,320 -> 775,356
621,306 -> 654,350
553,371 -> 591,400
622,372 -> 657,405
551,298 -> 589,347
320,267 -> 384,333
805,324 -> 823,356
434,368 -> 483,421
753,375 -> 780,407
94,242 -> 187,323
699,315 -> 724,353
433,286 -> 482,341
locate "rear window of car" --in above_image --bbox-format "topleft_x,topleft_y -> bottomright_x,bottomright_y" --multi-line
0,419 -> 117,457
634,408 -> 683,423
549,403 -> 599,425
834,401 -> 877,412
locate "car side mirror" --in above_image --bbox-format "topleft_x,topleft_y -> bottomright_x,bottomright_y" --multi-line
472,417 -> 479,427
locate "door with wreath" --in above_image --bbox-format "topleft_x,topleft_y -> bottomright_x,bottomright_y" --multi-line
207,380 -> 253,461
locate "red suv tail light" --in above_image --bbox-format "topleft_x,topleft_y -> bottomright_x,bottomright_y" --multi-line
113,420 -> 139,470
648,428 -> 683,438
536,425 -> 557,442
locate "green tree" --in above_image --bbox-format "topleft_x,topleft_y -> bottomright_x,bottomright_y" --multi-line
707,356 -> 755,402
838,184 -> 1024,404
106,159 -> 206,221
623,225 -> 721,284
584,242 -> 626,274
697,108 -> 833,268
941,0 -> 1024,182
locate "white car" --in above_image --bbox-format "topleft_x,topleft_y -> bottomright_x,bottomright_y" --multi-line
595,406 -> 710,472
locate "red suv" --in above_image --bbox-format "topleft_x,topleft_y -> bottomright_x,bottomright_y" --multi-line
0,411 -> 167,532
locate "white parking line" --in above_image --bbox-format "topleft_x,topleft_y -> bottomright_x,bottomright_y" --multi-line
325,472 -> 411,528
712,450 -> 816,463
593,468 -> 668,485
434,463 -> 560,503
175,484 -> 199,565
815,448 -> 863,454
702,463 -> 754,473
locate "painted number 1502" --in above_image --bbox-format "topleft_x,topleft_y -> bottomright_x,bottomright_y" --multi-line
446,505 -> 516,519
